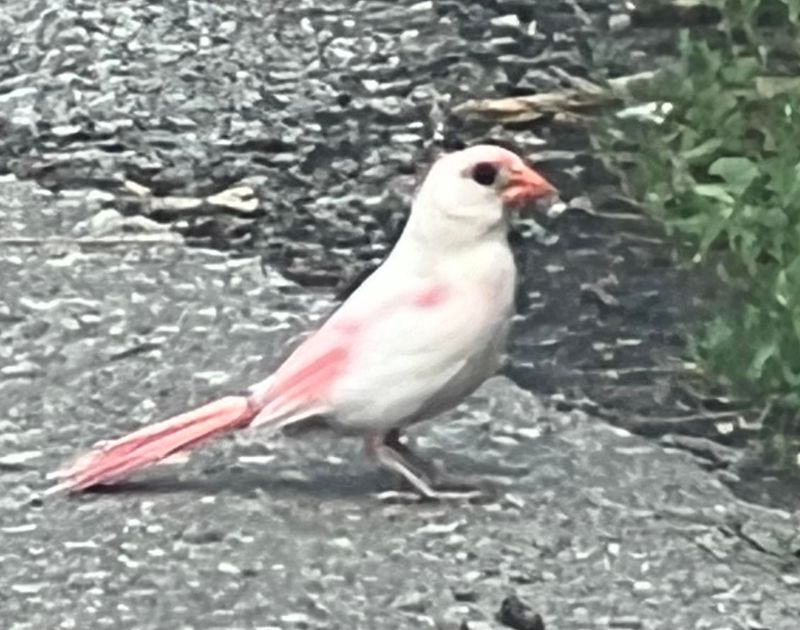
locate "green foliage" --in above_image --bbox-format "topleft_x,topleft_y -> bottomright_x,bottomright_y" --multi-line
600,1 -> 800,450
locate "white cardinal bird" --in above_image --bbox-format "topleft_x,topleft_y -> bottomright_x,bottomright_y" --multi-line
51,144 -> 557,498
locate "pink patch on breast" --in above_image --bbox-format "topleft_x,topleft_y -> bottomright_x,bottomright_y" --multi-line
414,285 -> 449,309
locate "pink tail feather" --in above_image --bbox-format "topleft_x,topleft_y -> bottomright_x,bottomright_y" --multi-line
50,323 -> 349,494
50,396 -> 257,493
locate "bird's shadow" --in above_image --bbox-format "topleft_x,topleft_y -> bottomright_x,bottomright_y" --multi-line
82,466 -> 393,501
80,453 -> 526,503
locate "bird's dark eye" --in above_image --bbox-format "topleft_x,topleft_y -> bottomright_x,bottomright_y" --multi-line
471,162 -> 498,186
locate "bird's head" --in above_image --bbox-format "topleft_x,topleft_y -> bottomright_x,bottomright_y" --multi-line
410,144 -> 558,240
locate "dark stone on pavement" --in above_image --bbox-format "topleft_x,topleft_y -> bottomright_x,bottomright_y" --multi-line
498,594 -> 545,630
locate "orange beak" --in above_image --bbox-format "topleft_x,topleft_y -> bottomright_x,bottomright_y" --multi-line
501,164 -> 558,208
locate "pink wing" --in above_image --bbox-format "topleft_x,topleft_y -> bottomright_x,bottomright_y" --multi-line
249,280 -> 451,427
249,320 -> 357,425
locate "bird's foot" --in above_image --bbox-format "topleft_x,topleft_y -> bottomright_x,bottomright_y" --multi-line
376,472 -> 496,504
375,486 -> 485,504
432,472 -> 493,494
432,472 -> 499,503
368,431 -> 496,503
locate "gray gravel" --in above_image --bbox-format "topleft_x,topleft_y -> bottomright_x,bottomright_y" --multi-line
1,0 -> 799,628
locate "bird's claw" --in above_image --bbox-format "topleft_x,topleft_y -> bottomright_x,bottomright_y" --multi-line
374,487 -> 485,504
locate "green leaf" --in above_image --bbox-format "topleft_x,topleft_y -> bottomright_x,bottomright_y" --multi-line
683,137 -> 724,162
748,341 -> 777,380
757,207 -> 789,230
709,157 -> 759,194
780,0 -> 800,21
781,362 -> 800,387
720,56 -> 759,84
776,269 -> 790,306
694,184 -> 735,203
756,76 -> 800,99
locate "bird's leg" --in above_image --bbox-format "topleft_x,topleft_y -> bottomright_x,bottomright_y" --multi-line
365,433 -> 439,499
382,429 -> 440,480
384,430 -> 495,497
366,433 -> 483,501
